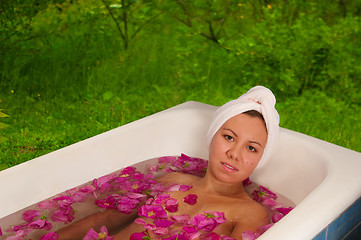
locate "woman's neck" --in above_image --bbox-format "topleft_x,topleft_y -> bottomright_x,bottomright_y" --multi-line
195,173 -> 246,197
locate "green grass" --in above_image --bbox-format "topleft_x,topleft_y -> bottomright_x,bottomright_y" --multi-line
1,1 -> 360,170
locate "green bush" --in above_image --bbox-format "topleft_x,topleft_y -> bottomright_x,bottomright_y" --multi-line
0,0 -> 360,170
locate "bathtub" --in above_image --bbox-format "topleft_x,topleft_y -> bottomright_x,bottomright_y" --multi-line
0,101 -> 360,239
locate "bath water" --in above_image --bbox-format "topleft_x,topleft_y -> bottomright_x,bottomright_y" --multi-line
0,155 -> 295,239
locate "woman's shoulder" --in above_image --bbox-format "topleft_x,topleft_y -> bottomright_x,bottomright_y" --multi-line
156,172 -> 200,185
231,197 -> 268,222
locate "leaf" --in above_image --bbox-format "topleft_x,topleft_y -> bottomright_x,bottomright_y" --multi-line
0,122 -> 9,129
0,111 -> 9,118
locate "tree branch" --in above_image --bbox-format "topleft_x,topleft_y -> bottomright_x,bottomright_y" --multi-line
100,0 -> 125,41
131,11 -> 163,40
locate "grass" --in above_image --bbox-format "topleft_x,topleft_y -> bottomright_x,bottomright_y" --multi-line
0,2 -> 360,171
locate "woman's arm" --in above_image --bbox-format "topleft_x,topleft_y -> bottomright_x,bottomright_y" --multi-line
57,208 -> 139,240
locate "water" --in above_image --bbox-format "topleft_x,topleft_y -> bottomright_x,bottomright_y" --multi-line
0,155 -> 295,239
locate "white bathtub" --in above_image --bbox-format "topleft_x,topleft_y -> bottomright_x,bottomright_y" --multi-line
1,101 -> 360,239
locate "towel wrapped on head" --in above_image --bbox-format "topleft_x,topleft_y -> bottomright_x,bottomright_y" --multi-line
206,86 -> 280,170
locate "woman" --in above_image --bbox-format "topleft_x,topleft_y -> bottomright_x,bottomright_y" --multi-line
58,86 -> 280,239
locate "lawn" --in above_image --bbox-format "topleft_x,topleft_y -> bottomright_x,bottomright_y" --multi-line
1,0 -> 360,170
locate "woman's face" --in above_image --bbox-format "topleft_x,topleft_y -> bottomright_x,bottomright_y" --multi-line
208,113 -> 267,184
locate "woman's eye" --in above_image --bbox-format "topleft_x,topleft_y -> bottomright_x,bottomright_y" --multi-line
247,146 -> 256,152
224,135 -> 234,141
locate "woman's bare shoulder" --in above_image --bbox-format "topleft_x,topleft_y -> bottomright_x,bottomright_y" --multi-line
156,172 -> 200,185
228,199 -> 269,238
226,195 -> 268,223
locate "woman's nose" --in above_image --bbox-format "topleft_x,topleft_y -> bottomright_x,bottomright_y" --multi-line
227,146 -> 241,161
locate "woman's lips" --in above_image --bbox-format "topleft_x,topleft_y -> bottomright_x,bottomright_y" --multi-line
221,162 -> 239,172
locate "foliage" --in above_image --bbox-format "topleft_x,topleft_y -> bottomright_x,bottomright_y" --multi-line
0,109 -> 9,142
0,108 -> 9,170
0,0 -> 360,169
99,0 -> 163,49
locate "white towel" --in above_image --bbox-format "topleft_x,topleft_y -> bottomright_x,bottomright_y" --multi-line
206,86 -> 280,169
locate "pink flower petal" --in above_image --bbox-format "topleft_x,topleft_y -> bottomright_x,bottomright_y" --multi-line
221,235 -> 237,240
258,223 -> 274,234
23,210 -> 41,222
142,223 -> 156,231
153,227 -> 169,236
37,200 -> 58,209
138,205 -> 168,219
130,232 -> 147,240
183,194 -> 198,205
158,156 -> 177,164
242,177 -> 252,186
183,226 -> 197,233
241,231 -> 260,240
202,232 -> 221,240
272,213 -> 284,223
261,198 -> 277,207
83,226 -> 113,240
135,218 -> 146,224
154,219 -> 174,228
28,219 -> 52,231
170,214 -> 191,224
276,207 -> 293,215
189,211 -> 225,232
165,198 -> 179,213
179,185 -> 193,192
83,228 -> 99,240
40,231 -> 58,240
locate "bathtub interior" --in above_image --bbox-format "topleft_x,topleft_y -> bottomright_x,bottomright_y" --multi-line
1,101 -> 360,240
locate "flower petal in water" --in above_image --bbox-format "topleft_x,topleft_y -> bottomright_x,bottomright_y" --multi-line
50,206 -> 75,224
147,164 -> 159,175
272,213 -> 284,223
152,194 -> 171,204
188,211 -> 226,232
37,199 -> 58,210
253,186 -> 278,202
83,228 -> 99,239
242,177 -> 252,186
53,196 -> 73,207
159,156 -> 177,165
23,210 -> 41,222
95,195 -> 119,209
138,205 -> 168,219
167,184 -> 193,192
276,207 -> 293,215
154,219 -> 174,228
28,219 -> 52,231
6,228 -> 33,240
134,218 -> 156,231
117,196 -> 141,214
241,231 -> 260,240
179,185 -> 193,192
258,223 -> 274,234
165,198 -> 179,213
130,232 -> 149,240
183,194 -> 198,205
40,231 -> 58,240
153,227 -> 169,236
221,235 -> 237,240
202,232 -> 221,240
83,226 -> 113,240
170,214 -> 191,224
261,197 -> 277,207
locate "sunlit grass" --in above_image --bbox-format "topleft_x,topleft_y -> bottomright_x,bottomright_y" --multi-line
0,4 -> 360,170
